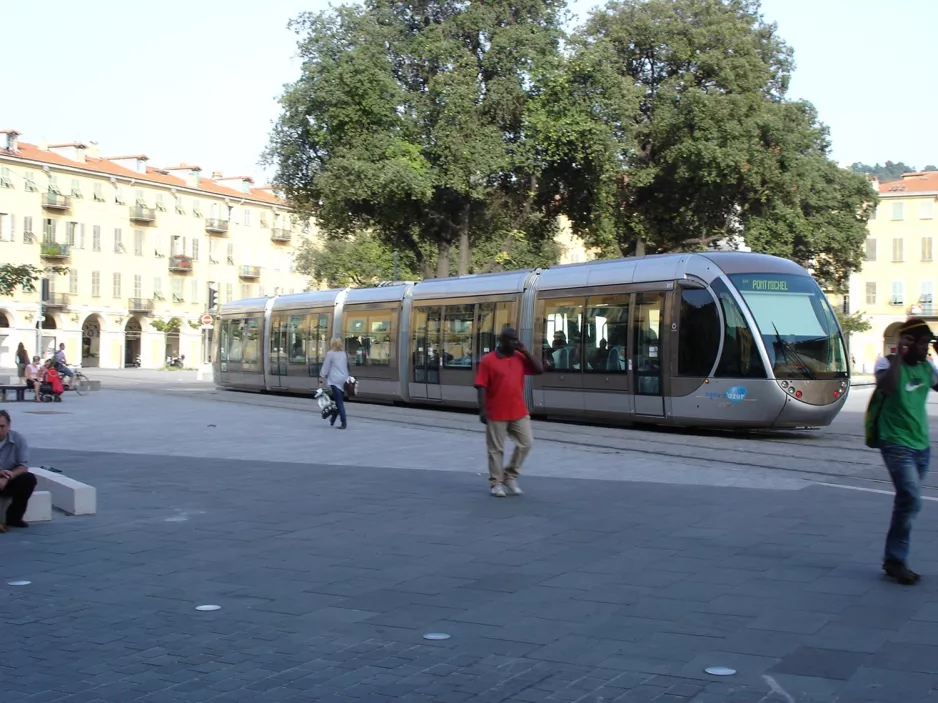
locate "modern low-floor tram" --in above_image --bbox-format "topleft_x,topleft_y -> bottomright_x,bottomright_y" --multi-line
213,252 -> 850,429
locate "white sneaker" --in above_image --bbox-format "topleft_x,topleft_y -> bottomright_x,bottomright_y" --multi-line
505,479 -> 523,496
490,484 -> 506,498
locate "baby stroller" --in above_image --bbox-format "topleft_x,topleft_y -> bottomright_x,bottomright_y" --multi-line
315,387 -> 338,420
38,381 -> 63,403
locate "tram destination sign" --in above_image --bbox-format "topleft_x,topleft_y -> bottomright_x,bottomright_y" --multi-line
733,275 -> 814,294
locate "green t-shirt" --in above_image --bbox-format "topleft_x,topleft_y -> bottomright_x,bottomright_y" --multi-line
876,358 -> 937,450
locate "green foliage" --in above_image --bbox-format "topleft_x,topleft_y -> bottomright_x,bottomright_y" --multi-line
0,264 -> 68,297
850,161 -> 917,184
188,320 -> 201,329
836,310 -> 872,336
150,317 -> 182,333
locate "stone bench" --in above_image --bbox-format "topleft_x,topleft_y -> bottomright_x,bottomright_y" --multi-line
30,467 -> 96,515
1,490 -> 52,523
0,385 -> 28,402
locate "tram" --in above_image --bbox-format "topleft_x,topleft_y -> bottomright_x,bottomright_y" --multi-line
212,252 -> 850,428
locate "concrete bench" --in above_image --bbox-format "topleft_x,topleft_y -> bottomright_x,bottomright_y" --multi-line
1,490 -> 52,523
30,468 -> 96,515
0,385 -> 28,402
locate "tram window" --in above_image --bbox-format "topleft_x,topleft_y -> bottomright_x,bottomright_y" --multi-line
443,305 -> 474,368
243,317 -> 260,363
228,318 -> 244,362
476,302 -> 513,362
584,295 -> 629,373
308,313 -> 330,374
345,310 -> 393,366
678,289 -> 720,376
269,315 -> 287,376
287,315 -> 307,364
218,321 -> 229,362
711,279 -> 766,378
540,298 -> 584,371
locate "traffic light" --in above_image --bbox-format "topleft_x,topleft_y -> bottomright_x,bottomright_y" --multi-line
208,286 -> 218,311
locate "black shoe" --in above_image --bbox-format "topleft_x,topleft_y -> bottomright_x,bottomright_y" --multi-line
337,424 -> 347,430
883,561 -> 919,585
5,519 -> 29,529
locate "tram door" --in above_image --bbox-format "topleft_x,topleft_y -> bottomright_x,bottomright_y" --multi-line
631,291 -> 665,416
411,306 -> 443,401
267,314 -> 287,389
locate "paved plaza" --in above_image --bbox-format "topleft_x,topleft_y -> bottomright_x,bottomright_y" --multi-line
4,378 -> 938,702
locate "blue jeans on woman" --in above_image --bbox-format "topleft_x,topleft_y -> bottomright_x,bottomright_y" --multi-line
881,443 -> 931,565
330,385 -> 347,428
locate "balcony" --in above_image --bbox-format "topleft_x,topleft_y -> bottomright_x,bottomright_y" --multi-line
40,242 -> 70,260
128,298 -> 155,313
42,193 -> 71,210
129,206 -> 156,223
239,265 -> 261,279
205,218 -> 229,234
169,255 -> 194,273
42,293 -> 69,308
270,228 -> 291,243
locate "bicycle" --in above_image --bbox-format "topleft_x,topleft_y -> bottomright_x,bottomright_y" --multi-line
64,364 -> 91,396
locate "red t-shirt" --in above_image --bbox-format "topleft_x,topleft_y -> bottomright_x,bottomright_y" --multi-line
474,351 -> 533,421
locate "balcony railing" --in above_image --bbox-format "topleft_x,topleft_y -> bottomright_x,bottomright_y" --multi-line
129,206 -> 156,223
40,242 -> 70,260
270,228 -> 291,243
128,298 -> 155,313
205,218 -> 229,234
239,265 -> 261,279
42,293 -> 69,308
42,193 -> 71,210
169,255 -> 194,272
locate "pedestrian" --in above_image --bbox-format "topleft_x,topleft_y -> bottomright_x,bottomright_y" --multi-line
474,327 -> 543,497
872,317 -> 938,584
318,338 -> 350,430
15,343 -> 29,381
0,409 -> 39,529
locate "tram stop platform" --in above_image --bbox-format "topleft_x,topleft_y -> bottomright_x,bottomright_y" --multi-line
2,384 -> 938,703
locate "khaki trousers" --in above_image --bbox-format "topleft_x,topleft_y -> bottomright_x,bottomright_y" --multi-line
485,416 -> 533,485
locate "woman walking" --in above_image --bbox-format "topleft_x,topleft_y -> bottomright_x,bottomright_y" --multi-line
318,338 -> 350,429
15,343 -> 29,381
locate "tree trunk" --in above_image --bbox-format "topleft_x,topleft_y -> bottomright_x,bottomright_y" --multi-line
635,239 -> 646,257
436,240 -> 451,278
457,205 -> 470,276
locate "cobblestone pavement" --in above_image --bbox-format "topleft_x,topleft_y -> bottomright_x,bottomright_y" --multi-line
6,441 -> 938,702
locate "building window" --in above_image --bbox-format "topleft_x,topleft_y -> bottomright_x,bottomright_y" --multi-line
172,278 -> 185,302
920,280 -> 934,309
66,222 -> 77,246
155,193 -> 166,212
891,202 -> 905,221
920,201 -> 935,220
113,273 -> 121,299
226,283 -> 233,302
865,238 -> 876,262
114,228 -> 124,253
175,196 -> 186,215
260,213 -> 269,228
115,187 -> 126,205
891,281 -> 904,305
71,179 -> 83,198
192,238 -> 199,261
227,242 -> 234,265
241,284 -> 250,299
865,282 -> 876,305
93,183 -> 105,202
892,238 -> 904,262
192,199 -> 203,217
69,269 -> 78,295
42,218 -> 56,243
91,271 -> 101,298
78,223 -> 85,249
243,208 -> 251,227
923,237 -> 933,262
135,189 -> 147,207
154,277 -> 163,301
134,229 -> 144,256
24,172 -> 38,192
92,225 -> 101,251
0,167 -> 13,189
191,278 -> 199,304
47,176 -> 61,195
134,274 -> 142,299
23,216 -> 33,243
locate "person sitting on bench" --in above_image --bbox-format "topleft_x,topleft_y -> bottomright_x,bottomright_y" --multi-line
0,410 -> 37,529
24,356 -> 42,402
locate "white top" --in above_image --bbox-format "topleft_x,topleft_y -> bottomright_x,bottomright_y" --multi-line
319,350 -> 350,389
874,356 -> 938,384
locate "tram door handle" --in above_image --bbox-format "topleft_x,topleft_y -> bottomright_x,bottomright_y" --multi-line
628,358 -> 633,372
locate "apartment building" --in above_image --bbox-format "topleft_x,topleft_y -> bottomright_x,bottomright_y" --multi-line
846,171 -> 938,372
0,129 -> 312,369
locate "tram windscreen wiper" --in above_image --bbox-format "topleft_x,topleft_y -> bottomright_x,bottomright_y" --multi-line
772,323 -> 816,380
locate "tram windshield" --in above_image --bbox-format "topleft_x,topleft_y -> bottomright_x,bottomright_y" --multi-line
729,274 -> 848,380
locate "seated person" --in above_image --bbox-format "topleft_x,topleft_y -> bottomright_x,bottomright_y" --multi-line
24,356 -> 42,402
0,410 -> 38,528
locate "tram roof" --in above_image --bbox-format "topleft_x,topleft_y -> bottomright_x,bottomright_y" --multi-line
344,283 -> 415,305
269,289 -> 344,312
217,296 -> 270,315
410,268 -> 537,301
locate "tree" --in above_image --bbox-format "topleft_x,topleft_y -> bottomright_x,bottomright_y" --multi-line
266,0 -> 568,277
836,310 -> 872,335
555,0 -> 874,288
925,165 -> 937,172
0,264 -> 68,297
850,161 -> 917,184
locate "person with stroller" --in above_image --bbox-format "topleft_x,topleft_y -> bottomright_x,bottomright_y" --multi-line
40,359 -> 65,402
318,338 -> 350,429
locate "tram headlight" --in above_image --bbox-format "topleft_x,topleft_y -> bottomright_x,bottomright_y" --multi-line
780,381 -> 789,389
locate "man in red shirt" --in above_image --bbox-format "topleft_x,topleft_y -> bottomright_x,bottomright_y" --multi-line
474,327 -> 544,497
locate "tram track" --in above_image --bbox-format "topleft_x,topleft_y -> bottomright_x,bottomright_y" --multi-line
111,383 -> 938,495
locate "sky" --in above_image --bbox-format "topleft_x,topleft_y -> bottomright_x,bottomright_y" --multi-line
3,0 -> 936,185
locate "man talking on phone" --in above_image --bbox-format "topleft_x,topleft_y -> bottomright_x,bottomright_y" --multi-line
874,318 -> 938,585
474,327 -> 543,497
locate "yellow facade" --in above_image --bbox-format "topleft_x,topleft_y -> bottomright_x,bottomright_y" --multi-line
846,172 -> 938,373
0,131 -> 312,369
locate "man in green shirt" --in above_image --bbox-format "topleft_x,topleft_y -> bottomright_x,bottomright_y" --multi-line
874,318 -> 938,585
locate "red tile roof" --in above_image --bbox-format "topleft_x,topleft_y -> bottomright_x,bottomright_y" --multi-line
0,140 -> 285,206
880,172 -> 938,195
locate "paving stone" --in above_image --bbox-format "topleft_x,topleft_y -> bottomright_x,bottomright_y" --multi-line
768,646 -> 869,681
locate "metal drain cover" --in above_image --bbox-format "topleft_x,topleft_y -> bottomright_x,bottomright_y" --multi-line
24,410 -> 72,415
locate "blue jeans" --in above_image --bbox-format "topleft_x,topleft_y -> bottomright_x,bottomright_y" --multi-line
881,443 -> 931,565
330,385 -> 347,427
57,363 -> 74,379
